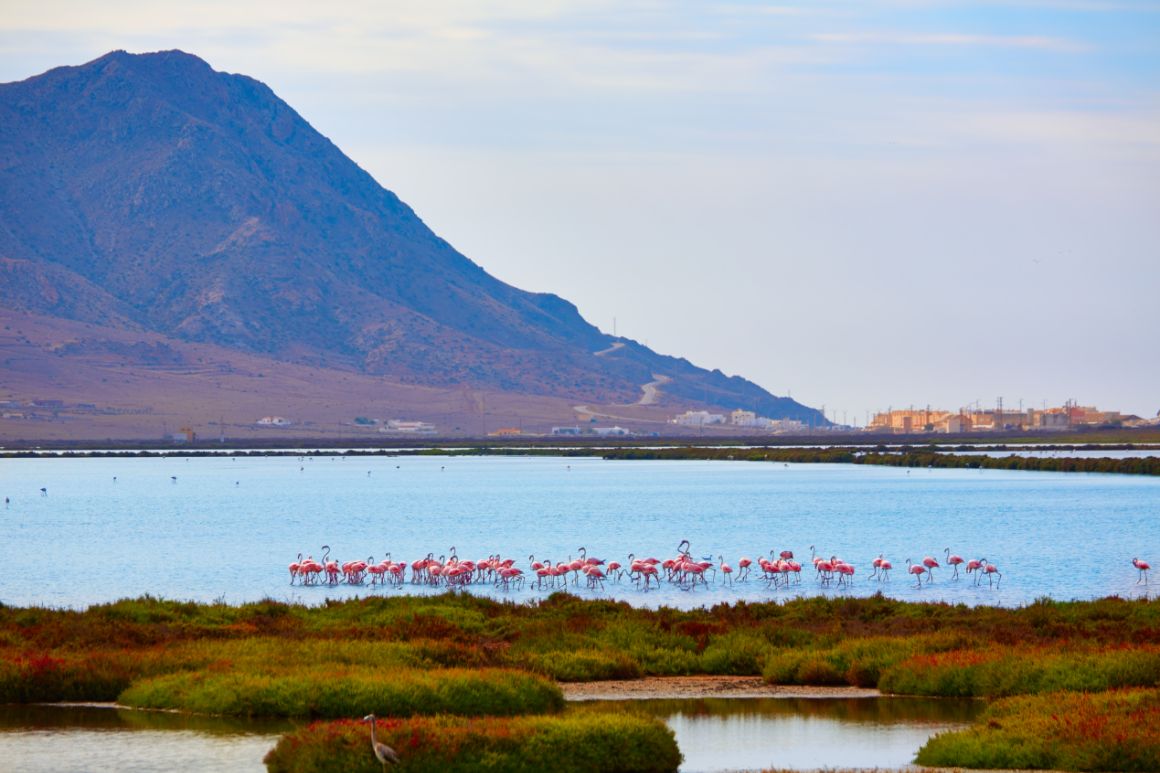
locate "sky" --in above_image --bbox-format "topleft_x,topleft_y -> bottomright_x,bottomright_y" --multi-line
2,1 -> 1158,424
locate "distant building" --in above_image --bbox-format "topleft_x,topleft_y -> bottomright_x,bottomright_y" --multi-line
380,419 -> 437,434
868,403 -> 1125,433
592,426 -> 631,437
673,410 -> 726,426
730,409 -> 757,426
551,426 -> 582,436
256,416 -> 292,427
488,427 -> 522,437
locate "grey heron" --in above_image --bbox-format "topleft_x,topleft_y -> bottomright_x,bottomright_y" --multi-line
362,713 -> 401,770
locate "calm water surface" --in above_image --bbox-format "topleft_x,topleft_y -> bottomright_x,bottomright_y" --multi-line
1,455 -> 1158,608
0,698 -> 978,773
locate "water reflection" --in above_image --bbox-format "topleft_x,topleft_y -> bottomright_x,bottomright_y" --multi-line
577,697 -> 982,772
0,704 -> 288,773
0,697 -> 982,773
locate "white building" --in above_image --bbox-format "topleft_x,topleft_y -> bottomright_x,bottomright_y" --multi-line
256,416 -> 292,427
730,409 -> 756,426
592,426 -> 631,437
673,410 -> 726,426
552,426 -> 582,436
380,419 -> 437,434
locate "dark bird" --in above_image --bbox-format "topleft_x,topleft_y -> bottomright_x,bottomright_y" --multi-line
362,714 -> 400,770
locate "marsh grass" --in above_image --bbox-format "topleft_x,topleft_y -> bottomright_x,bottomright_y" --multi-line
916,689 -> 1160,771
2,594 -> 1158,707
879,645 -> 1160,697
120,667 -> 563,718
263,713 -> 681,773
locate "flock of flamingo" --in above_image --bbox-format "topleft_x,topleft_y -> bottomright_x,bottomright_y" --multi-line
281,541 -> 1078,593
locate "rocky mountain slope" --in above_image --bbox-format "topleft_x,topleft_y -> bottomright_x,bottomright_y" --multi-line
0,50 -> 823,429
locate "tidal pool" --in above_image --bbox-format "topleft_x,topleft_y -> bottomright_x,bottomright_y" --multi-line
0,697 -> 981,772
582,696 -> 982,772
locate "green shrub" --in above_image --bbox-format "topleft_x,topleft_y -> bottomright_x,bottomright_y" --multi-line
916,689 -> 1160,771
263,713 -> 681,773
880,647 -> 1160,698
121,667 -> 563,718
516,650 -> 642,681
700,631 -> 771,675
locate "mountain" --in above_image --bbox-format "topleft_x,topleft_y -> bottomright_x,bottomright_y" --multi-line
0,50 -> 824,434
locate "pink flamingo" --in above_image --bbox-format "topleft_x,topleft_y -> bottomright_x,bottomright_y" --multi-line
878,558 -> 892,582
965,557 -> 985,580
945,548 -> 965,580
288,553 -> 303,585
815,557 -> 835,586
1133,557 -> 1151,585
921,555 -> 940,583
737,556 -> 752,582
906,558 -> 927,588
299,556 -> 322,585
606,561 -> 623,582
982,560 -> 1002,588
719,555 -> 733,586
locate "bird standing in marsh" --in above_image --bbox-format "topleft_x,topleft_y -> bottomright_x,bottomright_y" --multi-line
363,713 -> 400,770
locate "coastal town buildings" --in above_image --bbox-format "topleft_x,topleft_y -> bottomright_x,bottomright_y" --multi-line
868,403 -> 1132,433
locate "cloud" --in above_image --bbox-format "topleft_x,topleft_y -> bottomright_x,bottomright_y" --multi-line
811,31 -> 1090,52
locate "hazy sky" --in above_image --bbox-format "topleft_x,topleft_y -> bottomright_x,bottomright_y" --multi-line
3,1 -> 1158,423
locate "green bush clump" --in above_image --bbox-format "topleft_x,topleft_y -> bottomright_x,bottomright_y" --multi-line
516,650 -> 642,681
700,631 -> 771,675
263,713 -> 681,773
916,689 -> 1160,771
120,667 -> 563,718
879,646 -> 1160,698
761,637 -> 923,688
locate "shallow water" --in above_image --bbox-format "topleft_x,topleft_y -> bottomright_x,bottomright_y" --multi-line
598,697 -> 981,772
0,705 -> 288,772
1,454 -> 1158,609
0,698 -> 978,773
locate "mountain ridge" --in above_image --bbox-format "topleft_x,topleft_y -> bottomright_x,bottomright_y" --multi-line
0,50 -> 825,432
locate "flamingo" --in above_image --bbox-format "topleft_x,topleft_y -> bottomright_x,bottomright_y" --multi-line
737,556 -> 752,582
878,558 -> 892,582
906,558 -> 927,588
362,714 -> 400,770
288,553 -> 303,585
922,555 -> 940,583
815,557 -> 835,586
1133,557 -> 1151,584
982,561 -> 1002,588
945,548 -> 965,579
966,557 -> 985,581
719,555 -> 733,586
578,546 -> 605,566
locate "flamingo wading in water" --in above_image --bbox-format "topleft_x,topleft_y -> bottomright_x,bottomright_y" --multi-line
1133,557 -> 1150,584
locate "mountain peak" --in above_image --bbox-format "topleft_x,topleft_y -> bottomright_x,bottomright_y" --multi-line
0,52 -> 825,427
